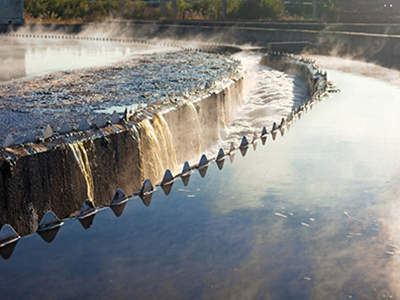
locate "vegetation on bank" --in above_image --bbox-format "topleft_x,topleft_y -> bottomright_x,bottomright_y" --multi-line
23,0 -> 288,23
23,0 -> 340,23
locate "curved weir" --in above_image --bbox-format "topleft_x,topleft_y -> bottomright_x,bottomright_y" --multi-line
0,45 -> 326,238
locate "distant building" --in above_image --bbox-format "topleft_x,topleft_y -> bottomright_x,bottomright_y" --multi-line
0,0 -> 24,24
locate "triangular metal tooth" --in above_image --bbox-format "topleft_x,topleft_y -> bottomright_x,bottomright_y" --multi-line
140,179 -> 154,195
110,188 -> 127,206
43,125 -> 53,139
111,111 -> 120,124
156,96 -> 162,105
59,121 -> 72,134
0,224 -> 20,247
280,118 -> 285,128
3,134 -> 15,148
204,81 -> 211,89
96,115 -> 107,128
147,100 -> 153,108
161,169 -> 174,185
38,211 -> 63,231
198,154 -> 208,169
216,148 -> 225,161
78,118 -> 90,131
137,102 -> 143,110
185,87 -> 189,97
182,161 -> 191,175
191,86 -> 196,93
131,105 -> 136,115
272,122 -> 278,132
239,136 -> 249,149
165,94 -> 170,104
261,126 -> 267,137
229,142 -> 235,153
172,92 -> 176,100
79,199 -> 97,218
24,131 -> 37,143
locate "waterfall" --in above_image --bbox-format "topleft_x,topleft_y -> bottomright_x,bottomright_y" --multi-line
153,113 -> 178,174
185,101 -> 203,155
139,114 -> 178,183
69,142 -> 94,202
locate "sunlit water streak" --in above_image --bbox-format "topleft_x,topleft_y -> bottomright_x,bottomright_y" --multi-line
139,114 -> 179,182
69,142 -> 94,202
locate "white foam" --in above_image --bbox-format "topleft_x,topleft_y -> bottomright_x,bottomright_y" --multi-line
205,52 -> 309,156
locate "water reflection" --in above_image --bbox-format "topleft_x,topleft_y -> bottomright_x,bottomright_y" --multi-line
37,227 -> 61,244
0,38 -> 26,81
1,58 -> 400,299
0,241 -> 18,260
110,202 -> 127,218
78,214 -> 96,230
0,36 -> 174,82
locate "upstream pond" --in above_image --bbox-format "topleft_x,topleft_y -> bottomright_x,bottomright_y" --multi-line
1,56 -> 400,299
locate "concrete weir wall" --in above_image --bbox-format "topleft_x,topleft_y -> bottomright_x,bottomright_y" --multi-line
0,72 -> 244,236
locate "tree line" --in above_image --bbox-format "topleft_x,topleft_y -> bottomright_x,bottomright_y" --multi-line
23,0 -> 288,22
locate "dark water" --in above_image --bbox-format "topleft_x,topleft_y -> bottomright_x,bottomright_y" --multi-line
1,68 -> 400,299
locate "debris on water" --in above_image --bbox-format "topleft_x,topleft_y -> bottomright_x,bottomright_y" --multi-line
303,277 -> 312,281
309,218 -> 315,222
301,222 -> 310,227
187,195 -> 195,198
274,213 -> 287,219
387,244 -> 399,249
344,212 -> 351,218
386,251 -> 395,256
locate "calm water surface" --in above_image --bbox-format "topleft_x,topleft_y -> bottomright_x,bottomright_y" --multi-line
0,37 -> 176,81
1,65 -> 400,299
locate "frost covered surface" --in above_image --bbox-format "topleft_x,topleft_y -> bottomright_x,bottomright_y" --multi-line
0,50 -> 239,143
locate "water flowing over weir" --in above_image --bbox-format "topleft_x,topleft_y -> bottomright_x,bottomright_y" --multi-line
68,142 -> 94,202
0,49 -> 317,237
139,115 -> 178,183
